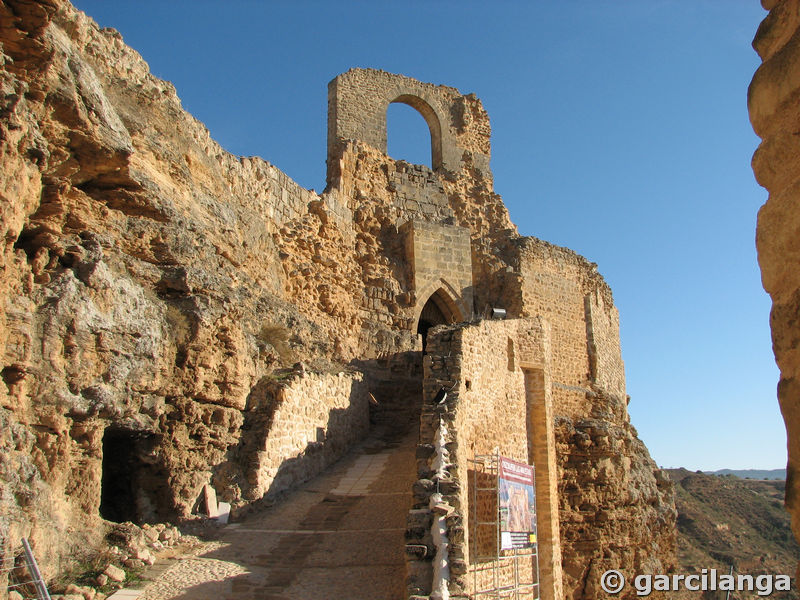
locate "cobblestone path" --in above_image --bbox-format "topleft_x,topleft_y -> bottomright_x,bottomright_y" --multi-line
137,424 -> 417,600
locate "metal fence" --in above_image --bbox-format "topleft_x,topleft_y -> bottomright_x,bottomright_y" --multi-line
2,539 -> 51,600
469,452 -> 540,599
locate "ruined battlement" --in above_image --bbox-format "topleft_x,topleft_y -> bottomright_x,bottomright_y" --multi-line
327,68 -> 492,179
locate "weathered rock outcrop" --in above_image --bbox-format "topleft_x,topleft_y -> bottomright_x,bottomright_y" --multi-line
749,0 -> 800,581
555,394 -> 676,598
0,0 -> 355,575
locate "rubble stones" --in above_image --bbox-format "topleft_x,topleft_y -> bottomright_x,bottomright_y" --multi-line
103,564 -> 125,583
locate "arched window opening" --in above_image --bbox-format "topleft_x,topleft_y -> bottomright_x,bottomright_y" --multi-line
387,103 -> 432,168
416,289 -> 461,351
387,95 -> 443,170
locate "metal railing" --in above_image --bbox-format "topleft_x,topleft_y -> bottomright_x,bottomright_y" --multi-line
2,539 -> 51,600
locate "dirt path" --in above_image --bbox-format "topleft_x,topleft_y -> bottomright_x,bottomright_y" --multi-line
137,425 -> 417,600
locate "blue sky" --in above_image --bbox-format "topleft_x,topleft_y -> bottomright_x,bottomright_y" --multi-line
70,1 -> 779,471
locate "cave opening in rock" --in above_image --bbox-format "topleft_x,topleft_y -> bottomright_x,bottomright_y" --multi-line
100,428 -> 162,524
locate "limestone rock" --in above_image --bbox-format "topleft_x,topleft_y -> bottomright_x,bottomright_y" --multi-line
122,558 -> 143,569
102,564 -> 125,583
64,584 -> 95,600
133,548 -> 155,565
749,0 -> 800,582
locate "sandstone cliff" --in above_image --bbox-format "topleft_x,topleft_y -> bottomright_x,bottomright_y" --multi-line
0,0 -> 345,572
749,0 -> 800,581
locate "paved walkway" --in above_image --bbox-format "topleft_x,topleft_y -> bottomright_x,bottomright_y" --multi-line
137,424 -> 417,600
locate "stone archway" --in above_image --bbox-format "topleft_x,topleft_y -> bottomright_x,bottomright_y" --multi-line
327,68 -> 493,178
416,287 -> 463,351
388,94 -> 444,170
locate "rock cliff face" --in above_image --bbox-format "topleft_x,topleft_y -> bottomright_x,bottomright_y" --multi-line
1,1 -> 675,597
554,393 -> 676,598
0,0 -> 344,572
749,0 -> 800,581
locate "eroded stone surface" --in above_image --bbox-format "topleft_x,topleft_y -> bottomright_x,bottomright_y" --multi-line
749,0 -> 800,583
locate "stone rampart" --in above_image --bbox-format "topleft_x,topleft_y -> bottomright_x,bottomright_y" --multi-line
407,317 -> 672,600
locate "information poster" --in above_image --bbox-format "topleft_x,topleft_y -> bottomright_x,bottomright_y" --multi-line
498,456 -> 537,550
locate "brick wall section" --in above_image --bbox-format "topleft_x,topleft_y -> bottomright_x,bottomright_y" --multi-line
749,0 -> 800,579
235,371 -> 369,502
523,364 -> 564,600
407,319 -> 561,600
226,157 -> 353,232
584,290 -> 626,398
389,162 -> 451,220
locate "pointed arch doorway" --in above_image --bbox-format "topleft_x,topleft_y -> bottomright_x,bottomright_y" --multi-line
416,288 -> 463,351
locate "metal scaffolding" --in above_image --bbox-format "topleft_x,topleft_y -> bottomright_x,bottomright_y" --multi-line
469,452 -> 540,600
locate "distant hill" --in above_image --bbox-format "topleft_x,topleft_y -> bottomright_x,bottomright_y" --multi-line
666,468 -> 798,599
704,468 -> 786,480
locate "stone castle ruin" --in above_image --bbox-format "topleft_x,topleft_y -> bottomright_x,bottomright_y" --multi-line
0,1 -> 676,598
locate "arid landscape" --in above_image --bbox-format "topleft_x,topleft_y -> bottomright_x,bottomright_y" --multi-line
668,470 -> 798,599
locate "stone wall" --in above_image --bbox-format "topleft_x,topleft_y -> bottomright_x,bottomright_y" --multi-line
406,321 -> 543,599
389,163 -> 450,221
402,220 -> 474,322
515,237 -> 626,413
407,318 -> 673,600
232,370 -> 369,503
749,0 -> 800,580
